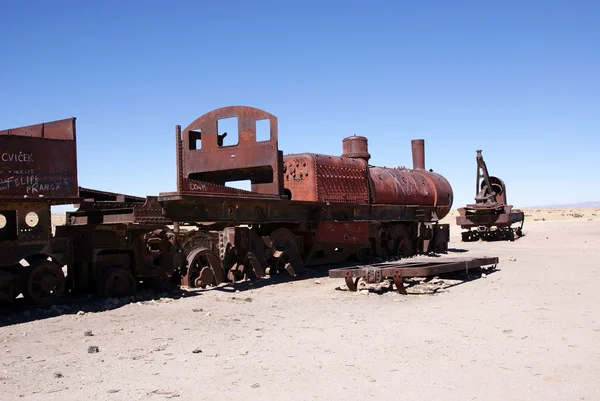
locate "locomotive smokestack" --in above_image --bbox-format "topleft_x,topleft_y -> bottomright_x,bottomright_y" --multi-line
411,139 -> 425,170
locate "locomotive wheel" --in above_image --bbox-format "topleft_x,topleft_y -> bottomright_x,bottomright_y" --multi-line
220,229 -> 266,281
269,228 -> 299,252
355,246 -> 372,264
389,224 -> 415,258
267,228 -> 304,276
395,237 -> 414,258
225,251 -> 265,282
194,267 -> 215,289
269,249 -> 305,277
22,260 -> 65,306
244,252 -> 265,279
183,248 -> 224,288
507,229 -> 515,242
97,267 -> 137,298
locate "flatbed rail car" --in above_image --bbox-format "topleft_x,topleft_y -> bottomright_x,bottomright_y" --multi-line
67,106 -> 454,292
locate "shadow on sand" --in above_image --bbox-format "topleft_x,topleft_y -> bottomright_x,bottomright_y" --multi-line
1,249 -> 491,326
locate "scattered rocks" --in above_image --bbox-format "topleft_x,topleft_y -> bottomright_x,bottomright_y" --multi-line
481,273 -> 487,278
509,256 -> 517,262
231,296 -> 253,303
88,346 -> 99,354
107,389 -> 121,394
314,280 -> 322,284
205,312 -> 212,317
84,330 -> 94,337
192,308 -> 203,312
153,343 -> 168,352
53,372 -> 63,378
77,311 -> 86,316
251,383 -> 260,388
192,348 -> 203,354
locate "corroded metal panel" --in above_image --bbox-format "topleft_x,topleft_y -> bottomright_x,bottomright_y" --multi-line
283,153 -> 370,203
0,118 -> 78,199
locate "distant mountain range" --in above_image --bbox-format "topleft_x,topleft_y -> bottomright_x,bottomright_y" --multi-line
525,201 -> 600,208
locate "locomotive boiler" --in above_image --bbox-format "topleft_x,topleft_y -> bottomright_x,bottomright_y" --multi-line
284,135 -> 453,218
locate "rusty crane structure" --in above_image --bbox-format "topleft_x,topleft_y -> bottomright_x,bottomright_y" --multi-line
456,149 -> 524,241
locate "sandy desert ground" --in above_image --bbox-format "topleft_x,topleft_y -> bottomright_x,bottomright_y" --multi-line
2,208 -> 600,401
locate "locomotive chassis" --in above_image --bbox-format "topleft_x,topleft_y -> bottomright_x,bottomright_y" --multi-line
1,106 -> 454,307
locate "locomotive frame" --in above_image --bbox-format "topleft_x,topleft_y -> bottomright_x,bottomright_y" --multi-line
0,106 -> 453,307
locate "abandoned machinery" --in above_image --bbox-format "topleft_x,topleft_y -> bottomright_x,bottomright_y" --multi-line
1,105 -> 488,309
456,150 -> 524,242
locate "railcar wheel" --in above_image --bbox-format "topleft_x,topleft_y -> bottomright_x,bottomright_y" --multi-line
269,249 -> 305,277
183,248 -> 224,288
507,229 -> 515,242
97,267 -> 137,298
244,252 -> 265,279
267,228 -> 304,276
22,260 -> 66,306
269,228 -> 299,252
0,271 -> 19,306
225,251 -> 265,282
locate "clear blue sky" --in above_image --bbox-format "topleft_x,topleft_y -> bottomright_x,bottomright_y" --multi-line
1,0 -> 598,209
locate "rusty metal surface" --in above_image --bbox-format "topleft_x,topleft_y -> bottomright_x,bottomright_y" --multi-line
369,167 -> 453,220
463,150 -> 513,210
456,150 -> 524,241
283,153 -> 370,203
456,209 -> 525,228
341,135 -> 371,161
314,222 -> 370,245
1,105 -> 458,309
21,259 -> 66,306
329,256 -> 499,293
0,118 -> 78,199
411,139 -> 425,170
78,187 -> 145,205
367,138 -> 452,220
156,192 -> 439,224
0,201 -> 56,266
177,106 -> 284,196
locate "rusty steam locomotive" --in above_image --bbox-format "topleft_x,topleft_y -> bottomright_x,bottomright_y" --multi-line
0,106 -> 453,307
